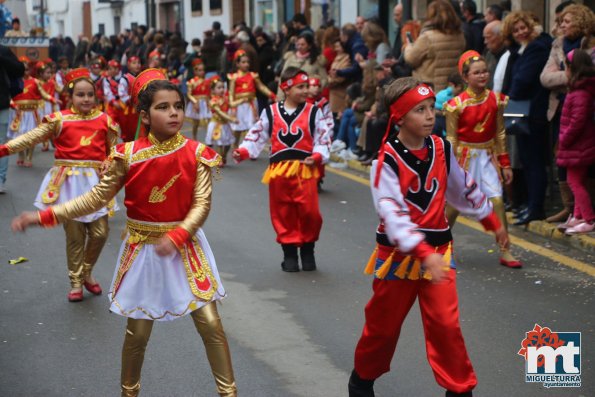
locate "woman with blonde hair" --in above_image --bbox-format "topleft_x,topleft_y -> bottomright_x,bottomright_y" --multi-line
540,4 -> 594,224
361,21 -> 390,64
501,10 -> 553,225
403,0 -> 465,91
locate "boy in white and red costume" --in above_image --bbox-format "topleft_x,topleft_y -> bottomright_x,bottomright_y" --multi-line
348,77 -> 509,397
233,67 -> 331,271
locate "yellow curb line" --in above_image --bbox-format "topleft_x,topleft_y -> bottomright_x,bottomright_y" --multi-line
326,166 -> 595,278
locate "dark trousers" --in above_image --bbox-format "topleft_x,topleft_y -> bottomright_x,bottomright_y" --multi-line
517,120 -> 549,216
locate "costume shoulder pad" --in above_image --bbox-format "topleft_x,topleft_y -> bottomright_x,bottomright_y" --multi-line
196,142 -> 222,168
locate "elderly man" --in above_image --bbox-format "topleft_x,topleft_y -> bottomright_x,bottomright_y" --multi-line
355,16 -> 366,33
390,3 -> 403,59
483,20 -> 505,89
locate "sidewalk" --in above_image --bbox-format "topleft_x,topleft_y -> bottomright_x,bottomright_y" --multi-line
329,154 -> 595,254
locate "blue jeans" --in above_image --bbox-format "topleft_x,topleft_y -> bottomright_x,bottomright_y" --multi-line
0,108 -> 9,184
337,108 -> 358,151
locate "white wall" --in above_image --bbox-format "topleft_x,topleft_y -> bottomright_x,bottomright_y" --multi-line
183,0 -> 232,42
340,1 -> 357,27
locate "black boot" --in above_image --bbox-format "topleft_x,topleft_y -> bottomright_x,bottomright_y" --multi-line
445,391 -> 473,397
348,370 -> 375,397
300,242 -> 317,271
281,244 -> 299,272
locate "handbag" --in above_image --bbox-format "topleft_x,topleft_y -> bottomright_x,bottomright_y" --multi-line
503,99 -> 531,135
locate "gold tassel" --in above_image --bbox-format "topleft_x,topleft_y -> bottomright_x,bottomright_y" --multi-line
443,244 -> 452,266
275,161 -> 290,177
408,259 -> 422,280
261,167 -> 272,184
394,255 -> 411,278
302,164 -> 312,179
375,250 -> 395,279
287,160 -> 300,177
364,246 -> 379,275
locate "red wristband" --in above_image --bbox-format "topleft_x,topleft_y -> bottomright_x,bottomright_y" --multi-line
0,145 -> 9,157
411,241 -> 436,262
497,153 -> 511,168
310,152 -> 322,165
237,147 -> 250,162
480,211 -> 502,232
166,227 -> 191,249
38,208 -> 58,227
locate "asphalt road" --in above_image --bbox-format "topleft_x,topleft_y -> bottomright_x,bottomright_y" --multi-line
0,140 -> 593,397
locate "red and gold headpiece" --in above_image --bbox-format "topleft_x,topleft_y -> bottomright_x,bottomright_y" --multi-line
18,56 -> 30,63
458,50 -> 482,75
65,68 -> 93,89
91,56 -> 106,68
127,56 -> 140,65
36,61 -> 49,71
192,58 -> 204,67
148,50 -> 160,60
233,49 -> 247,61
108,60 -> 121,68
309,77 -> 321,87
131,68 -> 168,105
374,83 -> 435,187
279,72 -> 309,91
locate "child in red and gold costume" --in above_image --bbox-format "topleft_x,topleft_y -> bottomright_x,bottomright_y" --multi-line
8,56 -> 55,167
307,76 -> 334,188
1,68 -> 120,302
206,77 -> 237,165
11,68 -> 237,397
185,58 -> 211,140
115,56 -> 142,141
89,57 -> 107,112
233,67 -> 331,271
348,77 -> 509,397
103,60 -> 123,120
37,60 -> 62,151
444,51 -> 521,268
55,56 -> 71,110
228,49 -> 276,149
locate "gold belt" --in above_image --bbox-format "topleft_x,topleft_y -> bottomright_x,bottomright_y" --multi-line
54,160 -> 103,168
14,100 -> 42,110
125,219 -> 179,245
234,93 -> 256,100
459,140 -> 494,149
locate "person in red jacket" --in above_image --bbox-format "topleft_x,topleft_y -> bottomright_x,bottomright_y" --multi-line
233,67 -> 331,271
555,49 -> 595,234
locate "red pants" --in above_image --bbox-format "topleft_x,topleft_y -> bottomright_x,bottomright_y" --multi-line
567,165 -> 594,222
354,271 -> 477,393
268,175 -> 322,245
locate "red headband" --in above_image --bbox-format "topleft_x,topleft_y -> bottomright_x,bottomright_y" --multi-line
280,72 -> 309,91
458,50 -> 481,75
374,84 -> 435,187
127,56 -> 140,64
309,77 -> 320,86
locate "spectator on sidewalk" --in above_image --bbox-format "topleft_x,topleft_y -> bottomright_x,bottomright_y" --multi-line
461,0 -> 486,53
0,44 -> 25,193
540,3 -> 595,224
5,17 -> 27,37
292,13 -> 314,37
483,20 -> 506,89
403,0 -> 465,91
331,23 -> 368,84
502,11 -> 553,225
485,4 -> 503,23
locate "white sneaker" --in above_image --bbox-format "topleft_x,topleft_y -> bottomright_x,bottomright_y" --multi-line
330,140 -> 347,153
557,215 -> 581,231
565,221 -> 595,235
342,149 -> 359,161
0,183 -> 5,194
329,161 -> 347,169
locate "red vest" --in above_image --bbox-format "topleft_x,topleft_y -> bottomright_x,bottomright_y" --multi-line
13,78 -> 43,102
116,135 -> 219,223
189,77 -> 210,97
377,135 -> 452,247
446,90 -> 506,144
267,102 -> 316,163
229,71 -> 256,96
48,109 -> 116,161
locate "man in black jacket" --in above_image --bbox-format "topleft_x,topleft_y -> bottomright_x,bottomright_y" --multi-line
0,44 -> 25,193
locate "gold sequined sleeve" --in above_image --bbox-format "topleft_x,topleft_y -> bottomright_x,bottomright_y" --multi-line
494,94 -> 509,156
51,158 -> 127,223
227,74 -> 239,107
106,115 -> 120,149
36,79 -> 55,102
6,118 -> 58,154
444,100 -> 460,156
178,163 -> 212,236
211,102 -> 236,124
186,80 -> 198,104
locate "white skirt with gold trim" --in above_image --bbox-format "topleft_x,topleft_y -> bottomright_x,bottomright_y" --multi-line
108,228 -> 226,321
34,165 -> 119,223
230,100 -> 257,131
205,121 -> 234,146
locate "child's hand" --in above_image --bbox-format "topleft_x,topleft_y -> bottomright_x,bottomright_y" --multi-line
422,253 -> 448,283
11,211 -> 40,232
232,149 -> 243,163
495,226 -> 510,250
155,236 -> 177,256
502,168 -> 513,185
303,156 -> 315,166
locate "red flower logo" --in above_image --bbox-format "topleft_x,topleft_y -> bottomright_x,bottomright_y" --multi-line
518,324 -> 566,368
